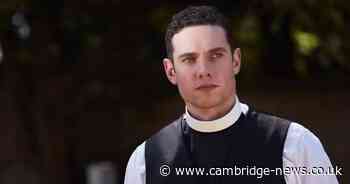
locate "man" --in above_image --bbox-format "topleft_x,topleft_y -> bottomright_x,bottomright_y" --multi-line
124,6 -> 339,184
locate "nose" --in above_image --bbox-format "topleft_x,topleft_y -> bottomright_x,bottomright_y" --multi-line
196,59 -> 212,79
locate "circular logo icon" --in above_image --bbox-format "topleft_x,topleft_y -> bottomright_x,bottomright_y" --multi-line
160,165 -> 171,176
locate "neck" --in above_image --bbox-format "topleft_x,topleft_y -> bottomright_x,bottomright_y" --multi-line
186,95 -> 236,121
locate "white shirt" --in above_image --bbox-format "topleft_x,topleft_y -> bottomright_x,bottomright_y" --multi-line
124,97 -> 339,184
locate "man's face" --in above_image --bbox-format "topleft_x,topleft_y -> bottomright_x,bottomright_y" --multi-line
163,25 -> 241,111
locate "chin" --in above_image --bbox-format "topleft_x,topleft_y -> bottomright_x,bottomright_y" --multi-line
193,98 -> 222,109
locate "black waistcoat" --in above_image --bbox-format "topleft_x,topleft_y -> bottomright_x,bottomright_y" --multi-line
145,109 -> 291,184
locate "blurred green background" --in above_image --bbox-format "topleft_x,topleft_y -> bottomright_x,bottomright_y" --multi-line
0,0 -> 348,183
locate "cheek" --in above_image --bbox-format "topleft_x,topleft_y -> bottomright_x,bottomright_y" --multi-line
217,68 -> 235,93
215,66 -> 233,83
223,62 -> 235,79
175,72 -> 194,96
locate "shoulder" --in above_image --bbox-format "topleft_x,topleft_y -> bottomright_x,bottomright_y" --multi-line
147,115 -> 184,142
284,122 -> 328,161
283,122 -> 339,183
126,142 -> 146,170
250,110 -> 292,126
126,115 -> 183,165
247,110 -> 292,142
124,142 -> 146,184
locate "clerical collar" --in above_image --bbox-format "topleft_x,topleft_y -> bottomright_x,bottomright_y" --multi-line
184,96 -> 249,133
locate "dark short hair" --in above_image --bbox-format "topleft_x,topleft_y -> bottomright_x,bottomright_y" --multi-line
165,5 -> 233,59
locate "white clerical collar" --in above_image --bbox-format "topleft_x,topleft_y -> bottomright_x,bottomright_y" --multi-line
184,96 -> 249,133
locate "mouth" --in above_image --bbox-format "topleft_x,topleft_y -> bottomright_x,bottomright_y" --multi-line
196,84 -> 219,90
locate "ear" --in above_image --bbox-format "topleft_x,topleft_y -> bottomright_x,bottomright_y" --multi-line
232,48 -> 241,75
163,58 -> 177,85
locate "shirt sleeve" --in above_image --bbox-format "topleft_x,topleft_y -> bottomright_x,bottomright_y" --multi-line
283,122 -> 339,184
124,142 -> 146,184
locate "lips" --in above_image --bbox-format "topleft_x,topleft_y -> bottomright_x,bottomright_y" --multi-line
196,84 -> 219,90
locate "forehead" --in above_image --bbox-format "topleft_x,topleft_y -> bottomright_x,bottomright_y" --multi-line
172,25 -> 230,58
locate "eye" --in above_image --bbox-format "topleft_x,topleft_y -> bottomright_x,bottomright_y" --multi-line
182,57 -> 195,64
211,52 -> 223,60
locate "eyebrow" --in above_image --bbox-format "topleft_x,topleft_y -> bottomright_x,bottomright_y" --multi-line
177,47 -> 228,60
208,47 -> 227,54
177,52 -> 198,60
